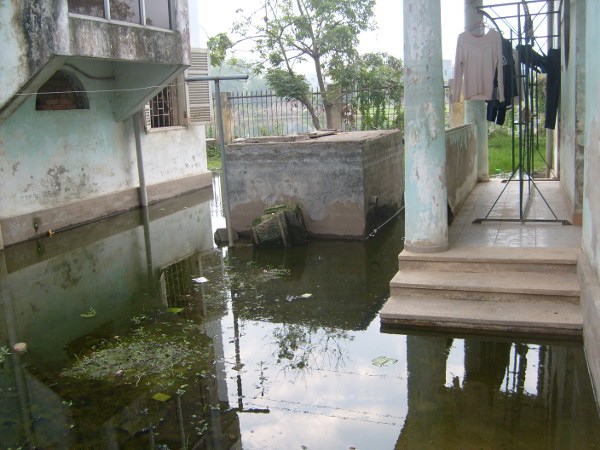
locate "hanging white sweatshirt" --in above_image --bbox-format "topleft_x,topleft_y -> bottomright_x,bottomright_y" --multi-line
452,29 -> 504,103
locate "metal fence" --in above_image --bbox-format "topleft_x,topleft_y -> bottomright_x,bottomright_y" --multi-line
227,90 -> 326,138
210,87 -> 451,140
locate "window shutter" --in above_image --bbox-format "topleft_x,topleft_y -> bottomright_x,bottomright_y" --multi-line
187,48 -> 212,124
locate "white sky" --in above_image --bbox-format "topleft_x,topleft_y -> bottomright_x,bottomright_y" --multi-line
190,0 -> 466,65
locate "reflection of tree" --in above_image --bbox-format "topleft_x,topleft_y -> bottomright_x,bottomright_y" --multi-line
109,0 -> 136,22
68,0 -> 105,18
272,324 -> 352,373
67,0 -> 137,22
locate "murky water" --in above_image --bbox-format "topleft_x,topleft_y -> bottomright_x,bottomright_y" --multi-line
1,181 -> 600,449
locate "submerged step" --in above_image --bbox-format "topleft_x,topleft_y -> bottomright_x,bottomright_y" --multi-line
398,246 -> 579,273
389,269 -> 580,303
380,295 -> 582,338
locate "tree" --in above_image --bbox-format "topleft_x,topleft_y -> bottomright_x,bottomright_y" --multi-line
209,0 -> 376,130
341,52 -> 404,131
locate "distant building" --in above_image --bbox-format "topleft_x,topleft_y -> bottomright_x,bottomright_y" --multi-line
442,59 -> 454,83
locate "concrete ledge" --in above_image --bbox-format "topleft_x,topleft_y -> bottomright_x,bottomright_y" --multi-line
399,246 -> 580,273
0,172 -> 213,247
380,296 -> 582,339
390,269 -> 581,303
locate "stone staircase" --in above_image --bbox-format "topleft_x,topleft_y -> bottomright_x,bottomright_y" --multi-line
379,246 -> 582,338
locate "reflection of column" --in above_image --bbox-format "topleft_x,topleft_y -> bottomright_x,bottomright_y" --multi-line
463,340 -> 511,413
400,336 -> 449,447
403,0 -> 449,253
141,206 -> 156,296
1,251 -> 35,445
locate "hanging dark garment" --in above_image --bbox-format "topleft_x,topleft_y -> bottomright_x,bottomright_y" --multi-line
487,38 -> 518,126
545,49 -> 560,130
516,44 -> 547,73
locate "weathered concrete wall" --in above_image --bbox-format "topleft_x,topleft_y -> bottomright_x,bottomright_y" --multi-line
560,0 -> 585,224
0,72 -> 210,246
446,124 -> 478,218
0,0 -> 189,121
582,0 -> 600,405
226,131 -> 403,239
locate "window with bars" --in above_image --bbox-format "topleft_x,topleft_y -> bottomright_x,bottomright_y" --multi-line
148,83 -> 179,128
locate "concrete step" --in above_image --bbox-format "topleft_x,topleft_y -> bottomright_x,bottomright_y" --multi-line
379,295 -> 582,338
398,246 -> 579,274
389,269 -> 580,304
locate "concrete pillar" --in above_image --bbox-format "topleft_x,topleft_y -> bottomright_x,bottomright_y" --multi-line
221,92 -> 234,144
327,84 -> 343,131
449,79 -> 465,128
403,0 -> 449,253
0,223 -> 4,251
464,0 -> 489,181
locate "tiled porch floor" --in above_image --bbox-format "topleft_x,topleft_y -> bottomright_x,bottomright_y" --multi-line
449,179 -> 582,248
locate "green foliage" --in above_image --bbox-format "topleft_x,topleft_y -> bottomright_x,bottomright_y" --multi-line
343,52 -> 404,131
207,141 -> 221,171
60,316 -> 212,394
207,33 -> 233,67
215,0 -> 376,129
266,69 -> 311,101
0,346 -> 10,364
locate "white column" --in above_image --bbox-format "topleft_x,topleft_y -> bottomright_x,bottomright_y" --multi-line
403,0 -> 449,253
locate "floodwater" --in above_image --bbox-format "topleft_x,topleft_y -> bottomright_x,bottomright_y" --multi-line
1,177 -> 600,449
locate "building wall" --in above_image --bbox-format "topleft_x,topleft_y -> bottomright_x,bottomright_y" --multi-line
559,0 -> 586,223
559,0 -> 578,217
581,0 -> 600,407
0,74 -> 210,246
0,0 -> 190,121
0,1 -> 211,248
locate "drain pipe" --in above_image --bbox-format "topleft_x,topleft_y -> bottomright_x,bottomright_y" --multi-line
185,75 -> 249,247
133,111 -> 148,207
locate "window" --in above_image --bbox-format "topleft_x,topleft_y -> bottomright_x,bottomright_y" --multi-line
68,0 -> 171,29
36,71 -> 89,111
145,79 -> 190,130
109,0 -> 141,24
148,83 -> 179,128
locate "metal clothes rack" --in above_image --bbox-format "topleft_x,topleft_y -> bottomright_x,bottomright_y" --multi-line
472,0 -> 569,225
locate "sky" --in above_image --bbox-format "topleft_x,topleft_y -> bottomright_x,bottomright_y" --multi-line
190,0 -> 467,66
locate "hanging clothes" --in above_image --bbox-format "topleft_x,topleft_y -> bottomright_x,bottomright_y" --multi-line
452,28 -> 505,103
486,37 -> 519,126
515,44 -> 560,130
545,48 -> 560,129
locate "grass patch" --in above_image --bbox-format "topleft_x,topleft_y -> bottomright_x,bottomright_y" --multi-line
488,131 -> 549,177
207,142 -> 222,171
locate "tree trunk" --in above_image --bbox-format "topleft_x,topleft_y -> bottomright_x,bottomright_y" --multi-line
302,96 -> 321,130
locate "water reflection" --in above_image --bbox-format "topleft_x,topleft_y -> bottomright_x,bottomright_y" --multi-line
0,183 -> 599,449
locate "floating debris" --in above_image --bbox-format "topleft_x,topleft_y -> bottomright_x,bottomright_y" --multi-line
371,356 -> 398,367
13,342 -> 27,353
193,276 -> 209,283
80,307 -> 96,318
166,307 -> 184,314
286,293 -> 313,302
152,393 -> 171,402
